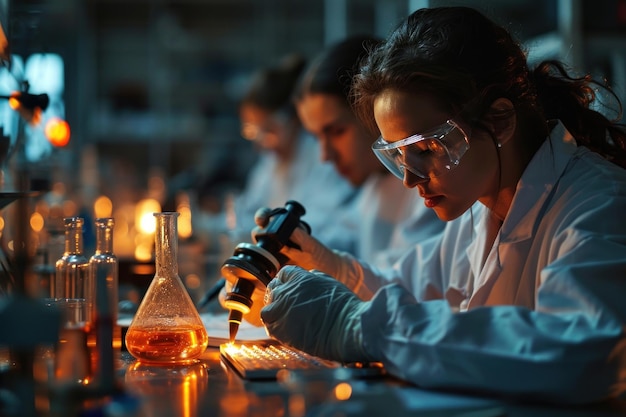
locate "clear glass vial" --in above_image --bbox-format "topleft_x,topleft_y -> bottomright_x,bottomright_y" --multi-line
53,217 -> 91,314
89,217 -> 120,350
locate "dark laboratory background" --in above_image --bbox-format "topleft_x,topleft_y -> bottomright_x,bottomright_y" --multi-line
1,0 -> 625,302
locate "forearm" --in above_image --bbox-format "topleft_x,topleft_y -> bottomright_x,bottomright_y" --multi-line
360,285 -> 625,404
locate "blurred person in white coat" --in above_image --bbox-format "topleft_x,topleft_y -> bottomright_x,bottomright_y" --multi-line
196,54 -> 358,254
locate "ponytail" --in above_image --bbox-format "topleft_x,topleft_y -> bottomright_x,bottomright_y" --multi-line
532,60 -> 626,168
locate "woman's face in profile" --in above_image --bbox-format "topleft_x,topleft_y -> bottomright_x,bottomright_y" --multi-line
373,89 -> 500,221
296,93 -> 382,186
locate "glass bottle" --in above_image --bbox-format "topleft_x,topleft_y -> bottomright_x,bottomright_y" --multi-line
125,212 -> 208,364
53,217 -> 91,317
52,217 -> 93,384
89,217 -> 119,388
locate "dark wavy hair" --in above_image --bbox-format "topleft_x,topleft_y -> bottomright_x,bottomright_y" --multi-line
352,6 -> 626,168
240,54 -> 307,118
294,35 -> 382,107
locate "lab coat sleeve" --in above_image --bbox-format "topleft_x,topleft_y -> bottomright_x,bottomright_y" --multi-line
360,286 -> 625,404
358,195 -> 626,405
356,206 -> 477,303
356,231 -> 444,301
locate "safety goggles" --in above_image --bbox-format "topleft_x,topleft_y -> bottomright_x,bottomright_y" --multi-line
240,111 -> 290,143
372,120 -> 470,180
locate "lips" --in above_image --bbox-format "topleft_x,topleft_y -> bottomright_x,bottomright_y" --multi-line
422,194 -> 443,208
424,195 -> 443,208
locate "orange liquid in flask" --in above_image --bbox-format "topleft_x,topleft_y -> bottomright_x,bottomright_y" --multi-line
126,324 -> 209,364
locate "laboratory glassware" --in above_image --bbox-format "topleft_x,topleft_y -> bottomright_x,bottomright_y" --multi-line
89,217 -> 120,351
125,212 -> 208,364
53,217 -> 92,320
89,217 -> 119,389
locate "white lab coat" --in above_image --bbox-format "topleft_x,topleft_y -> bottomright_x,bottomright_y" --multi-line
348,173 -> 445,269
355,122 -> 626,404
234,131 -> 358,252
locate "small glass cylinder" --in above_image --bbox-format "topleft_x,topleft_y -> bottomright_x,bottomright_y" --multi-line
125,212 -> 208,364
89,217 -> 120,389
89,218 -> 120,349
53,217 -> 91,316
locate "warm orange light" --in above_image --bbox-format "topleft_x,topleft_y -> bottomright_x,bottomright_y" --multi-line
94,195 -> 113,218
175,192 -> 193,238
8,97 -> 19,110
135,199 -> 161,235
134,243 -> 152,262
30,212 -> 45,232
185,274 -> 201,290
45,117 -> 71,147
334,382 -> 353,400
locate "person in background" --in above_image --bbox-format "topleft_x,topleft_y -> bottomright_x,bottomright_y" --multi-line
260,6 -> 626,404
195,54 -> 358,253
214,53 -> 360,324
232,54 -> 358,249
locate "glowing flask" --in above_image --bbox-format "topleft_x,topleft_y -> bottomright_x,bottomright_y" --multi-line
126,212 -> 208,364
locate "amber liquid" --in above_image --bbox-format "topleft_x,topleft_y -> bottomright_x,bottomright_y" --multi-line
125,325 -> 208,364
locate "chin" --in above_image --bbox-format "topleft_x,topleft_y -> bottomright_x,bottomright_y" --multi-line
433,206 -> 465,222
348,174 -> 367,187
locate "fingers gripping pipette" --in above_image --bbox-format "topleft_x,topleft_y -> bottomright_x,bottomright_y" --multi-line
220,201 -> 310,342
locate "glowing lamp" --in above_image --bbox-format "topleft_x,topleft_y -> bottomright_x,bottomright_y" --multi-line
45,117 -> 70,147
8,96 -> 19,109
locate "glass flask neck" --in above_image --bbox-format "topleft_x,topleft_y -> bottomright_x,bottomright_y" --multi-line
154,212 -> 179,277
64,217 -> 84,255
95,218 -> 114,255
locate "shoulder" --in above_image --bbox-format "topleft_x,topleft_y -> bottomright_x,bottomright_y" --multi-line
557,150 -> 626,229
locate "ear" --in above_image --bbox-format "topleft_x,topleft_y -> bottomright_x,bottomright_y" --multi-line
483,98 -> 516,146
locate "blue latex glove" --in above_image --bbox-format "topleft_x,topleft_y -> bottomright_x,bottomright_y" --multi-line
261,265 -> 372,363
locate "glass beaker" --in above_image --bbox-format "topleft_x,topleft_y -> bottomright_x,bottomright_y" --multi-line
125,212 -> 208,364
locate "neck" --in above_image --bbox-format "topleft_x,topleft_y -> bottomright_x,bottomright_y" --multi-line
482,137 -> 536,221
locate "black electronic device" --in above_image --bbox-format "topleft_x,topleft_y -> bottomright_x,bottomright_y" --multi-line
220,200 -> 310,342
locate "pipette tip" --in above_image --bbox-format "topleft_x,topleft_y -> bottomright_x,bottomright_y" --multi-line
229,321 -> 239,343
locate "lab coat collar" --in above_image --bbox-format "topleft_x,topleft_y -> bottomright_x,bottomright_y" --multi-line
466,121 -> 573,251
466,121 -> 577,301
499,121 -> 575,243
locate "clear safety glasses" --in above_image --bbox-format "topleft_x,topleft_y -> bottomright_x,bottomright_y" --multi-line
240,111 -> 290,143
372,120 -> 470,180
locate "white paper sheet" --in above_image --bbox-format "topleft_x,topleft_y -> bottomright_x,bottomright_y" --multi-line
200,312 -> 272,346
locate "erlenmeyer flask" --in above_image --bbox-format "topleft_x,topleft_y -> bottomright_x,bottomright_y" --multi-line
125,212 -> 209,364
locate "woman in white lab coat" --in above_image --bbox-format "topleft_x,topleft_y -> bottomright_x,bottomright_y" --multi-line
260,7 -> 626,405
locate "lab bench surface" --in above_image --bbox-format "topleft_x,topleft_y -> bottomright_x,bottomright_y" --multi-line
107,348 -> 626,417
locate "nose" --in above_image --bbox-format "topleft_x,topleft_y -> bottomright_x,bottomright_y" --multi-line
403,169 -> 428,188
